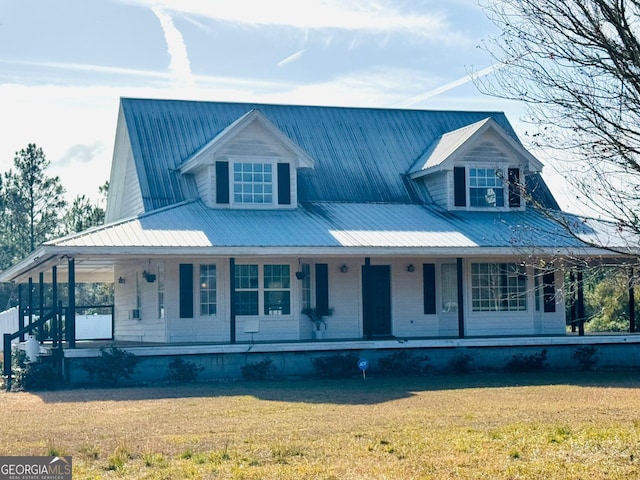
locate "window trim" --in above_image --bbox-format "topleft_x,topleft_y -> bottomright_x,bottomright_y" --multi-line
234,263 -> 293,317
231,160 -> 276,206
471,262 -> 528,312
453,165 -> 525,211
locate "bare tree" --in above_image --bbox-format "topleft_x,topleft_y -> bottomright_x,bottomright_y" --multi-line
479,0 -> 640,250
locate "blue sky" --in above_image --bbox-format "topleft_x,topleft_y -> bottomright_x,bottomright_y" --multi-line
0,0 -> 567,208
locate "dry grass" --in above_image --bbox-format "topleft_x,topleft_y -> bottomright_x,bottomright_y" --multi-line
1,371 -> 640,479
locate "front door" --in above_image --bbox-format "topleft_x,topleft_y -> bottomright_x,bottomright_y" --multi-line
362,265 -> 392,338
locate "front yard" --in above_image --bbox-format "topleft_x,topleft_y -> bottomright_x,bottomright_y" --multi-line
1,371 -> 639,479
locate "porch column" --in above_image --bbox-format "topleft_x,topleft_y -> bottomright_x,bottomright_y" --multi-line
27,277 -> 33,341
456,258 -> 465,338
569,271 -> 577,332
229,257 -> 236,344
577,265 -> 585,336
38,272 -> 44,342
67,257 -> 76,348
629,267 -> 636,333
52,265 -> 58,348
17,283 -> 24,342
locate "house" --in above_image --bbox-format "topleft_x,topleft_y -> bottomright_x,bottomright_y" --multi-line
3,98 -> 636,383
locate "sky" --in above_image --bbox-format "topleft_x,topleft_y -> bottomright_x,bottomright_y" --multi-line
0,0 -> 572,210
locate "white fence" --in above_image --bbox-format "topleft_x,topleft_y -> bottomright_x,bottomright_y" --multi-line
0,308 -> 112,353
0,308 -> 19,349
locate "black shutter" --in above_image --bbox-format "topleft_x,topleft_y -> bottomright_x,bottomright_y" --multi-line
423,264 -> 436,314
454,167 -> 466,207
315,264 -> 329,316
508,168 -> 521,207
543,270 -> 556,313
216,161 -> 229,204
277,163 -> 291,205
179,264 -> 194,318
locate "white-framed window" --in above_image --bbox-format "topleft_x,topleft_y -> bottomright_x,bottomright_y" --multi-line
471,263 -> 527,312
301,263 -> 312,310
233,162 -> 273,205
264,265 -> 291,315
441,263 -> 458,313
469,168 -> 504,207
235,264 -> 259,315
157,263 -> 165,319
234,264 -> 291,316
199,264 -> 217,315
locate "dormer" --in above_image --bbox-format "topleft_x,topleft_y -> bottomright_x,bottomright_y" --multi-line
408,118 -> 543,211
180,109 -> 315,209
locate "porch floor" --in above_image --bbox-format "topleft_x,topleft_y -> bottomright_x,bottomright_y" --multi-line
58,333 -> 640,358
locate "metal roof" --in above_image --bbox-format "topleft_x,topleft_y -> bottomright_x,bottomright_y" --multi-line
47,200 -> 599,251
120,99 -> 532,210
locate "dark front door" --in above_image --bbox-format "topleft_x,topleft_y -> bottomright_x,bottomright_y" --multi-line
362,265 -> 392,338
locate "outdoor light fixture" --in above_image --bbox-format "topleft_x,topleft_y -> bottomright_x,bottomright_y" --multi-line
340,264 -> 348,273
118,277 -> 126,284
407,264 -> 415,272
295,259 -> 306,280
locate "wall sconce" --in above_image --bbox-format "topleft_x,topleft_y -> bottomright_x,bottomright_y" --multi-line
407,264 -> 415,272
340,264 -> 348,273
118,277 -> 126,284
295,271 -> 306,280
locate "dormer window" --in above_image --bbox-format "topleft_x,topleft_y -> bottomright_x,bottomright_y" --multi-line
469,168 -> 504,207
233,162 -> 274,205
454,166 -> 522,209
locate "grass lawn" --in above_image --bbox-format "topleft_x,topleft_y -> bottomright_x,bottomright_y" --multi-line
1,371 -> 640,479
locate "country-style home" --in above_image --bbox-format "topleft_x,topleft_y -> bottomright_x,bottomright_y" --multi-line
3,98 -> 636,384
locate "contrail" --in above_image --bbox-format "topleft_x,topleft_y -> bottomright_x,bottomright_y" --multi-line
393,63 -> 503,108
277,49 -> 307,67
152,6 -> 195,89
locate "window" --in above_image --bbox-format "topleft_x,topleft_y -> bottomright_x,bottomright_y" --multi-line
235,264 -> 259,315
199,264 -> 217,315
469,168 -> 504,207
471,263 -> 527,312
234,264 -> 292,316
441,264 -> 458,312
157,263 -> 165,319
301,263 -> 311,310
233,162 -> 273,204
264,265 -> 291,315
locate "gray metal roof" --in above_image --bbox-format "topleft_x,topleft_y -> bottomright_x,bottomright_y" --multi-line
47,200 -> 598,251
121,99 -> 543,210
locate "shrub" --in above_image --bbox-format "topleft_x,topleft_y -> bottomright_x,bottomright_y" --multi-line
5,349 -> 61,391
82,346 -> 138,386
447,353 -> 474,374
377,350 -> 431,376
572,345 -> 600,371
311,352 -> 359,378
241,358 -> 276,381
505,349 -> 548,372
167,357 -> 204,382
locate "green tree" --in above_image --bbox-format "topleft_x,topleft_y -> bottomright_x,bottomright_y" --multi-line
584,269 -> 632,332
63,194 -> 105,234
2,144 -> 67,262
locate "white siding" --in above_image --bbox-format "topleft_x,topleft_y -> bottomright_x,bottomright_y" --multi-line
422,171 -> 449,209
194,164 -> 213,207
111,255 -> 567,344
105,110 -> 145,222
114,261 -> 167,343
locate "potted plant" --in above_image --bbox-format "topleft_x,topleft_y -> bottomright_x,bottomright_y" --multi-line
302,307 -> 334,340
